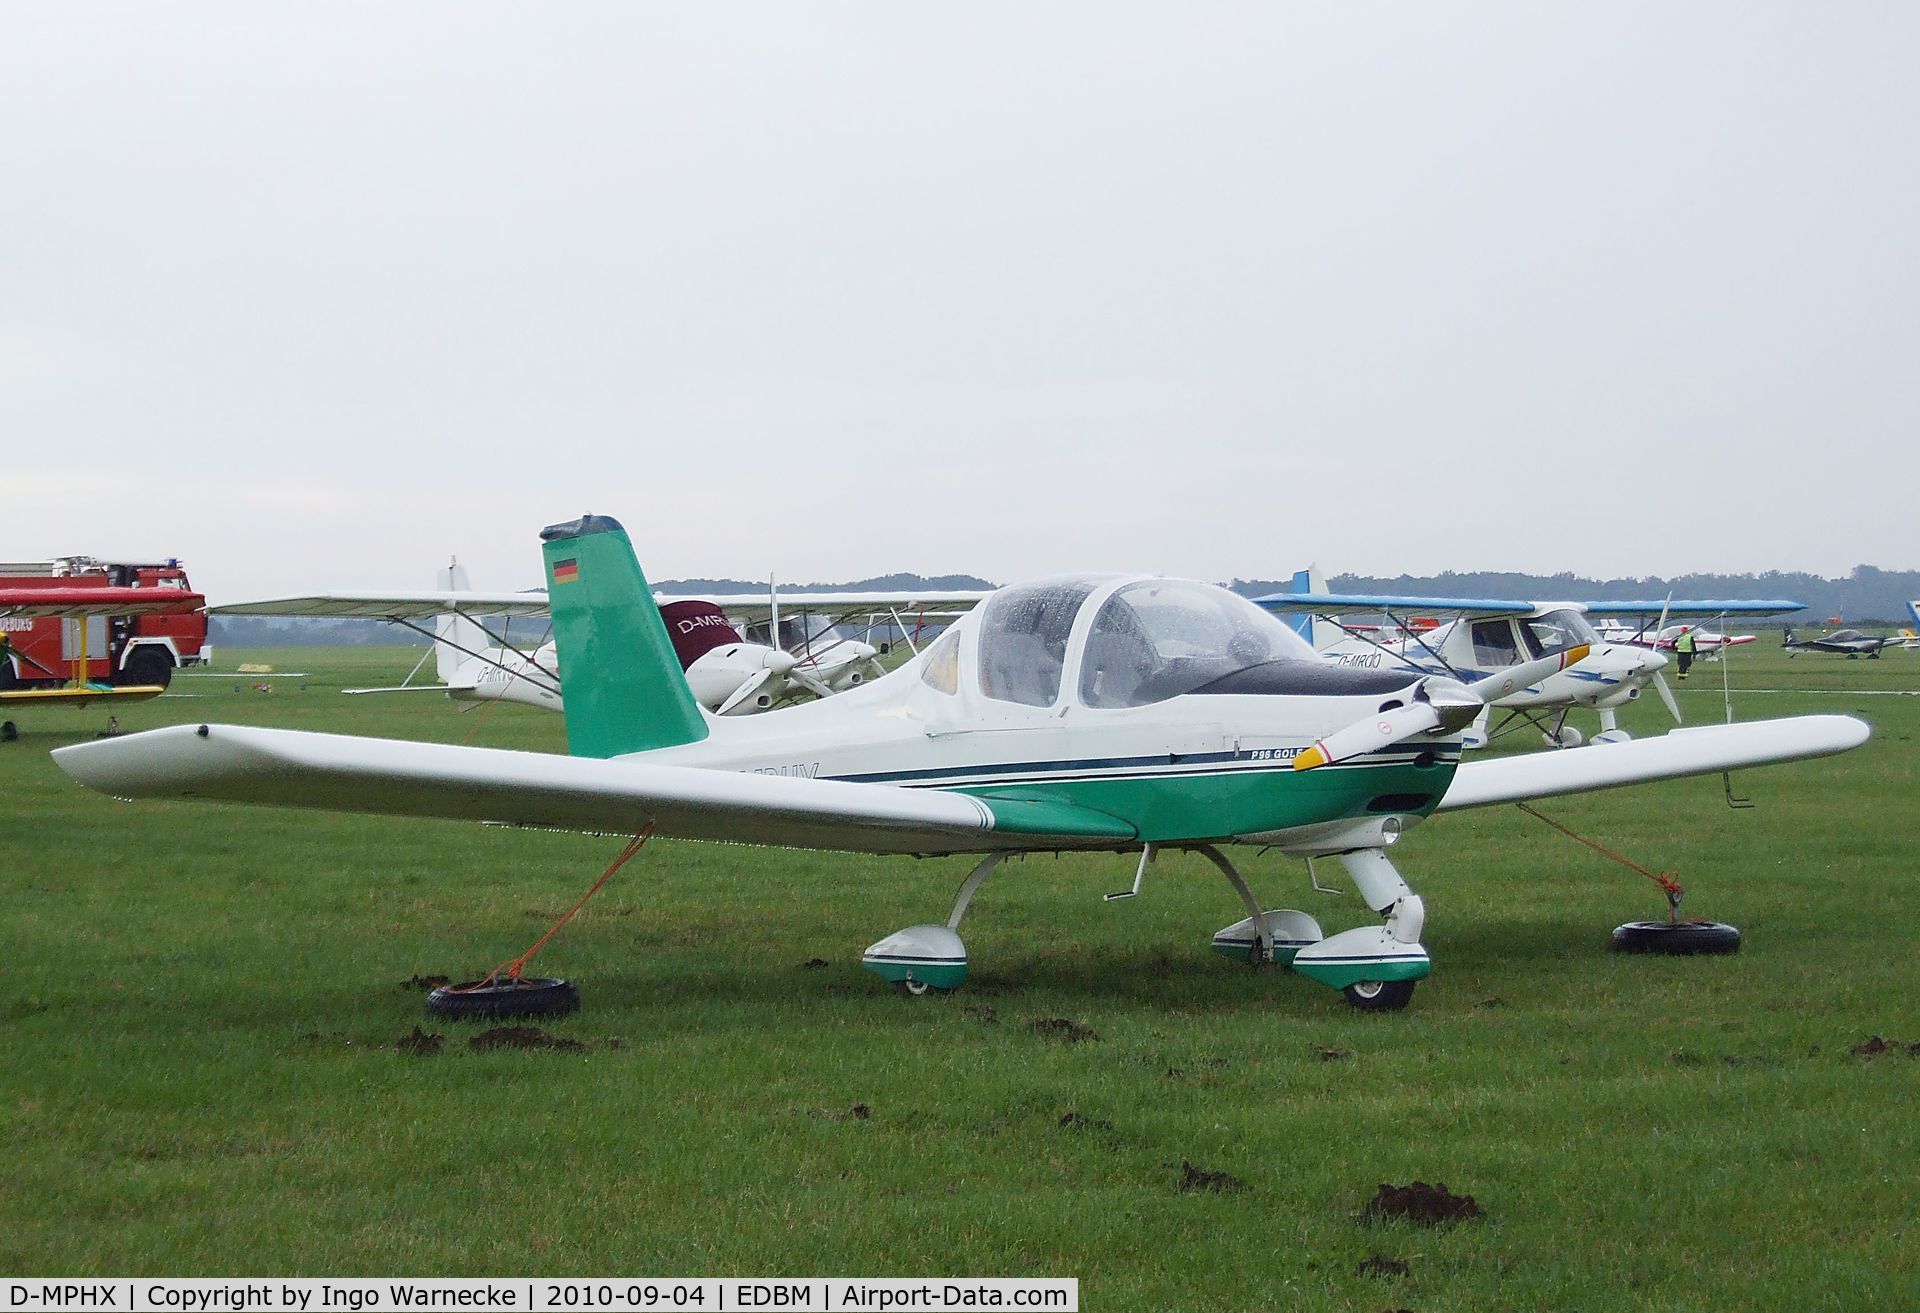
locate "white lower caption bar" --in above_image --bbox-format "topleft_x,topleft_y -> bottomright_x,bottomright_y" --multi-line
14,1279 -> 1077,1313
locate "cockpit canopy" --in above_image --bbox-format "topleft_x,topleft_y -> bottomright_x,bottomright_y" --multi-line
931,576 -> 1321,710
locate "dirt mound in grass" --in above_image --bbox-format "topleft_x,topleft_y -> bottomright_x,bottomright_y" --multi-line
399,974 -> 451,991
394,1027 -> 443,1056
469,1026 -> 585,1053
1363,1180 -> 1483,1225
1355,1254 -> 1409,1278
1178,1160 -> 1245,1194
1028,1017 -> 1099,1043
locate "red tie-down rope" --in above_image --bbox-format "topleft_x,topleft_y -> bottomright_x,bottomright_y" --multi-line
1514,803 -> 1688,922
452,822 -> 658,991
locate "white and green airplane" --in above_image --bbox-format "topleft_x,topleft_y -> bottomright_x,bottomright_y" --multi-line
53,515 -> 1870,1011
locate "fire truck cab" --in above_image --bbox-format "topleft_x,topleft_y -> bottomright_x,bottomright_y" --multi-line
0,557 -> 209,692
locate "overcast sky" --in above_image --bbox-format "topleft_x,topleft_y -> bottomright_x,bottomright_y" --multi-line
3,4 -> 1915,599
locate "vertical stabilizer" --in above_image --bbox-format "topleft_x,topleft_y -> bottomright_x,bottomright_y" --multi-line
540,515 -> 710,757
435,559 -> 489,685
1286,564 -> 1338,649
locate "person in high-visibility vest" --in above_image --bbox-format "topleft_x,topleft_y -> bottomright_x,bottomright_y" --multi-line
1674,626 -> 1697,680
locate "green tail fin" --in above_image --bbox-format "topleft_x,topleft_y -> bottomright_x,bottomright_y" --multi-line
539,514 -> 709,757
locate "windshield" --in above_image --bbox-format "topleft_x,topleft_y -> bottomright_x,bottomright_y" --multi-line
1522,608 -> 1599,659
1080,581 -> 1318,708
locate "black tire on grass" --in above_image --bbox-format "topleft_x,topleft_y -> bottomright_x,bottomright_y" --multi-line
1342,978 -> 1417,1011
1610,920 -> 1742,955
426,977 -> 580,1019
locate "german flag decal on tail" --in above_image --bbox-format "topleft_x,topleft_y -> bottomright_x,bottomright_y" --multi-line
552,558 -> 579,585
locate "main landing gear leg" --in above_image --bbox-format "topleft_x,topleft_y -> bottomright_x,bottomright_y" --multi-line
1199,844 -> 1324,969
1291,848 -> 1432,1011
861,853 -> 1006,996
1593,705 -> 1631,746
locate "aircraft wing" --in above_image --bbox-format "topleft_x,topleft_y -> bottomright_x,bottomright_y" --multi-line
1581,599 -> 1804,617
669,590 -> 993,626
50,724 -> 1137,856
1436,716 -> 1868,811
211,591 -> 553,619
1252,591 -> 1535,616
213,589 -> 992,628
0,684 -> 167,705
0,586 -> 205,618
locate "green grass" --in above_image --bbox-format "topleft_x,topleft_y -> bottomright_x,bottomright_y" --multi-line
3,645 -> 1918,1308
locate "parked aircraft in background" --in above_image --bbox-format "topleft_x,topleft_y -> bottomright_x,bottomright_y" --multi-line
1783,626 -> 1906,658
213,566 -> 987,716
1592,618 -> 1758,657
55,515 -> 1869,1013
1,585 -> 206,718
1257,573 -> 1802,748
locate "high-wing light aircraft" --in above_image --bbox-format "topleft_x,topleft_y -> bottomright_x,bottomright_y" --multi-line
214,565 -> 984,716
1592,619 -> 1758,656
1258,579 -> 1802,748
1,586 -> 206,713
55,516 -> 1868,1012
1782,626 -> 1905,658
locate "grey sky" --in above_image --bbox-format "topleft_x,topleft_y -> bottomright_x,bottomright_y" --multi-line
4,3 -> 1915,600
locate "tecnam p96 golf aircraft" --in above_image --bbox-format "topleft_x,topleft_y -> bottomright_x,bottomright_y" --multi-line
54,516 -> 1869,1011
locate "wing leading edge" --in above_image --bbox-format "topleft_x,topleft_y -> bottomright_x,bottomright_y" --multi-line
50,724 -> 1134,856
1436,716 -> 1868,811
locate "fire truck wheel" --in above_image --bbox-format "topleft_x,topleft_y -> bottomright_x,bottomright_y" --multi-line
120,648 -> 174,689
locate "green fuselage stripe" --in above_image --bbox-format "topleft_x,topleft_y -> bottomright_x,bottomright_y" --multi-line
964,759 -> 1455,843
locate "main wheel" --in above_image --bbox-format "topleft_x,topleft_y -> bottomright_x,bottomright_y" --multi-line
1342,978 -> 1416,1011
1610,920 -> 1741,955
118,647 -> 173,689
426,976 -> 580,1019
895,978 -> 952,997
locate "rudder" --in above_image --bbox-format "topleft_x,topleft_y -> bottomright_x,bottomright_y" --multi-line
540,514 -> 710,757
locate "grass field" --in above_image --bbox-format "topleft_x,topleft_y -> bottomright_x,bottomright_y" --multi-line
3,643 -> 1918,1308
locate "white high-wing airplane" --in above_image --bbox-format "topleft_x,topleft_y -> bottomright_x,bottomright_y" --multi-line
1258,574 -> 1804,748
213,564 -> 989,717
1591,619 -> 1758,656
57,515 -> 1868,1012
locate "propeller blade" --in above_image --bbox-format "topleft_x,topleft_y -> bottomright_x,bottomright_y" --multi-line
1653,670 -> 1682,724
717,667 -> 776,716
791,669 -> 837,699
1292,648 -> 1595,774
1294,700 -> 1445,771
1470,644 -> 1592,704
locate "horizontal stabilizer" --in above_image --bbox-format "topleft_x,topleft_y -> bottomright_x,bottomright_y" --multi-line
0,684 -> 167,705
50,724 -> 1123,856
1437,716 -> 1868,811
341,684 -> 473,696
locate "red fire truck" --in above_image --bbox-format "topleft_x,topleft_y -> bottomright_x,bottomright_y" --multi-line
0,557 -> 209,693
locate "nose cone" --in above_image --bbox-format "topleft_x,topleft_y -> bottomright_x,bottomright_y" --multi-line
764,648 -> 798,675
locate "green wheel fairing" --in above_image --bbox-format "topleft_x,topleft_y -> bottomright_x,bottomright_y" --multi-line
969,758 -> 1454,844
859,957 -> 969,991
1290,953 -> 1431,991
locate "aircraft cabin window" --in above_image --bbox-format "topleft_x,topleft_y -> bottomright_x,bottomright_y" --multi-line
919,626 -> 961,695
1470,620 -> 1520,667
1521,608 -> 1598,660
1080,581 -> 1317,708
977,580 -> 1099,706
